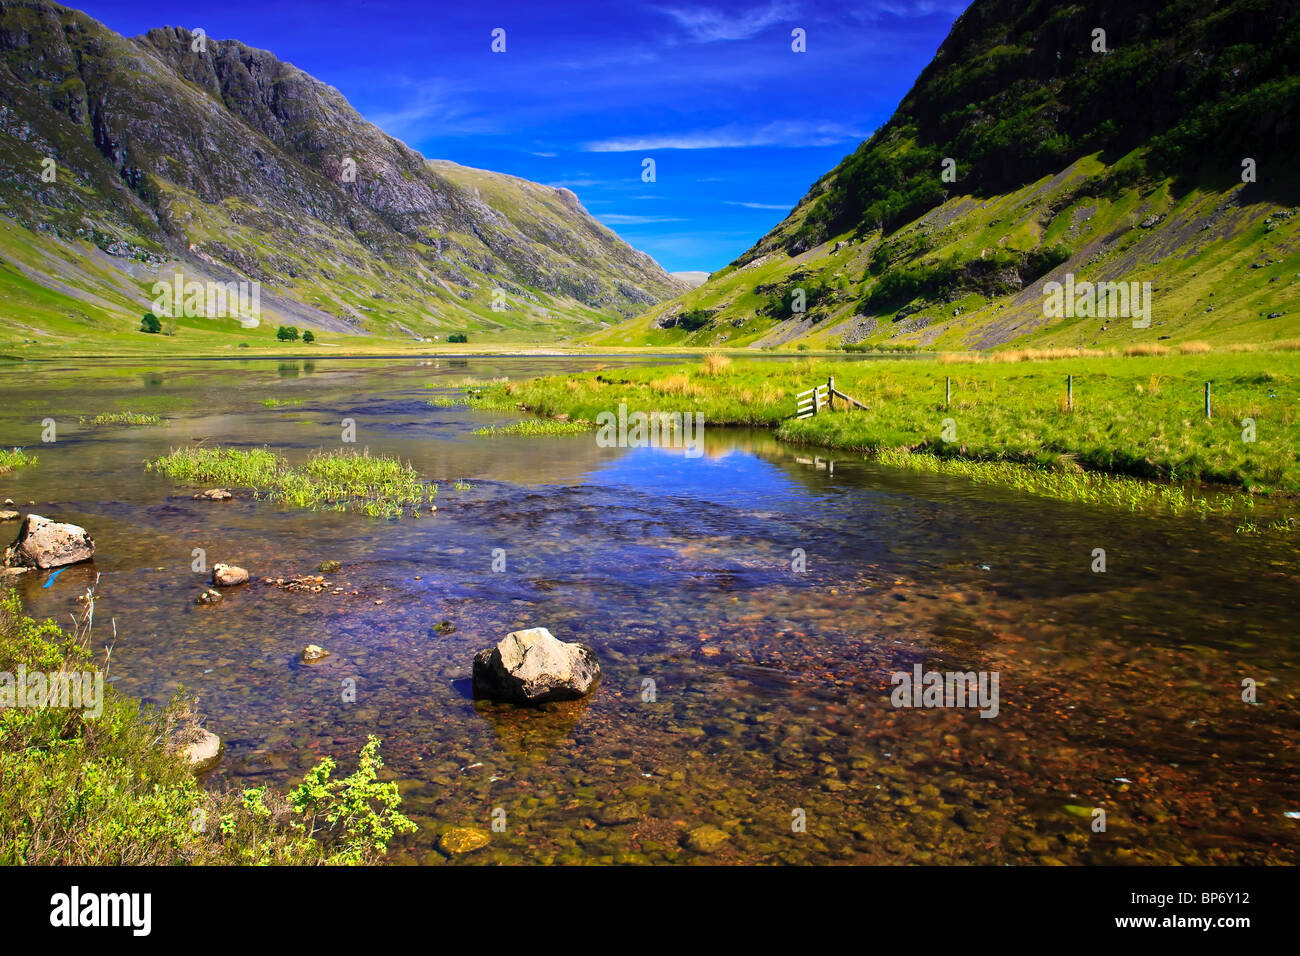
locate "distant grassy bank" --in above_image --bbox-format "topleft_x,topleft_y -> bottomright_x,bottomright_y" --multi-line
477,346 -> 1300,517
0,589 -> 413,864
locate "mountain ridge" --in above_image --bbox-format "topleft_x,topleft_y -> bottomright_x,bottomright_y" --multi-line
0,0 -> 685,349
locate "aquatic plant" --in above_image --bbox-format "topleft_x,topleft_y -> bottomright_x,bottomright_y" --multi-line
472,419 -> 592,437
146,446 -> 434,518
0,447 -> 36,474
79,411 -> 163,426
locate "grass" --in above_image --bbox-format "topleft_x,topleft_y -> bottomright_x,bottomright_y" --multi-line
146,446 -> 436,519
476,350 -> 1300,524
0,587 -> 414,864
78,411 -> 163,426
0,448 -> 36,475
261,398 -> 304,408
471,419 -> 592,437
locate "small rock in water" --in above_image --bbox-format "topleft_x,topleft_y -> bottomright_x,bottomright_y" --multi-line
594,802 -> 640,826
212,563 -> 249,587
301,644 -> 330,662
195,588 -> 223,605
186,729 -> 222,773
317,560 -> 341,573
193,488 -> 233,501
683,824 -> 730,854
4,514 -> 94,569
0,510 -> 18,521
471,626 -> 600,704
433,620 -> 456,635
438,827 -> 490,856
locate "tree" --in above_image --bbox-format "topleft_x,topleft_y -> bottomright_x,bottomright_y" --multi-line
302,330 -> 315,343
276,325 -> 300,342
448,332 -> 468,343
140,312 -> 162,334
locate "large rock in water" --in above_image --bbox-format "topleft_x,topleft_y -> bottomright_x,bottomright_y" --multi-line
4,514 -> 94,569
472,627 -> 600,704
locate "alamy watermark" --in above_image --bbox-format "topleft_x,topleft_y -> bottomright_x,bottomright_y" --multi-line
1042,273 -> 1152,329
595,403 -> 704,458
890,663 -> 999,718
0,666 -> 103,718
151,272 -> 261,328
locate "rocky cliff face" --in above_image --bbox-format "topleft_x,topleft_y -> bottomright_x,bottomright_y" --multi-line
0,1 -> 684,343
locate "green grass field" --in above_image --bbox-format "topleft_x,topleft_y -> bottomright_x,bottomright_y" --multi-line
477,346 -> 1300,520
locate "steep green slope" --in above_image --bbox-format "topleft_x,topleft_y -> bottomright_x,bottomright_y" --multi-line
596,0 -> 1300,350
0,1 -> 684,352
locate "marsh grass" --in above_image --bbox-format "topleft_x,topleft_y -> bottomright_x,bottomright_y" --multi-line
471,419 -> 592,437
146,446 -> 435,518
261,398 -> 304,408
0,447 -> 36,474
79,411 -> 163,426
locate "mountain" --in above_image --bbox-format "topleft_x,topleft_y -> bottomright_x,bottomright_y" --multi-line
0,0 -> 685,349
593,0 -> 1300,351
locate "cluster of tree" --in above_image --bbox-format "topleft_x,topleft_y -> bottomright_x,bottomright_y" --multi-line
276,326 -> 316,342
674,310 -> 713,332
447,332 -> 468,343
763,282 -> 832,321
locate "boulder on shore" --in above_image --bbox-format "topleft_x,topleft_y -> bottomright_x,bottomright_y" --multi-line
4,514 -> 94,569
472,626 -> 600,704
186,729 -> 222,773
212,563 -> 249,587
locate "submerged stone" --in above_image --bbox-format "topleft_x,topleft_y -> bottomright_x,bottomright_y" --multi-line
438,827 -> 490,856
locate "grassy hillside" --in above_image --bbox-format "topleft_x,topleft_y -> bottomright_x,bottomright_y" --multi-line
594,0 -> 1300,351
0,1 -> 684,354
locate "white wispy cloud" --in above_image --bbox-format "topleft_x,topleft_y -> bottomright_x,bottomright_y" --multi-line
597,214 -> 688,224
658,1 -> 795,42
724,200 -> 793,210
584,120 -> 863,152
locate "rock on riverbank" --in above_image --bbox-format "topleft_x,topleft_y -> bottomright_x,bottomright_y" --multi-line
3,514 -> 94,569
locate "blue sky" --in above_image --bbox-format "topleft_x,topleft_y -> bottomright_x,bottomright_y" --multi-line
75,0 -> 967,273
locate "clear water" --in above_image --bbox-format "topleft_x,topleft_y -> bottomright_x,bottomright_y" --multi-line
1,356 -> 1296,864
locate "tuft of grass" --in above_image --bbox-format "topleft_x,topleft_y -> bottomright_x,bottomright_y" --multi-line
472,419 -> 592,437
0,448 -> 36,475
700,352 -> 732,375
79,411 -> 163,426
261,398 -> 304,408
1178,341 -> 1213,354
146,446 -> 435,518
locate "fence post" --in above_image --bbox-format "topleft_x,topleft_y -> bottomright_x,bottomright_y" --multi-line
1205,381 -> 1212,419
945,376 -> 951,409
828,376 -> 835,411
1067,374 -> 1073,411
